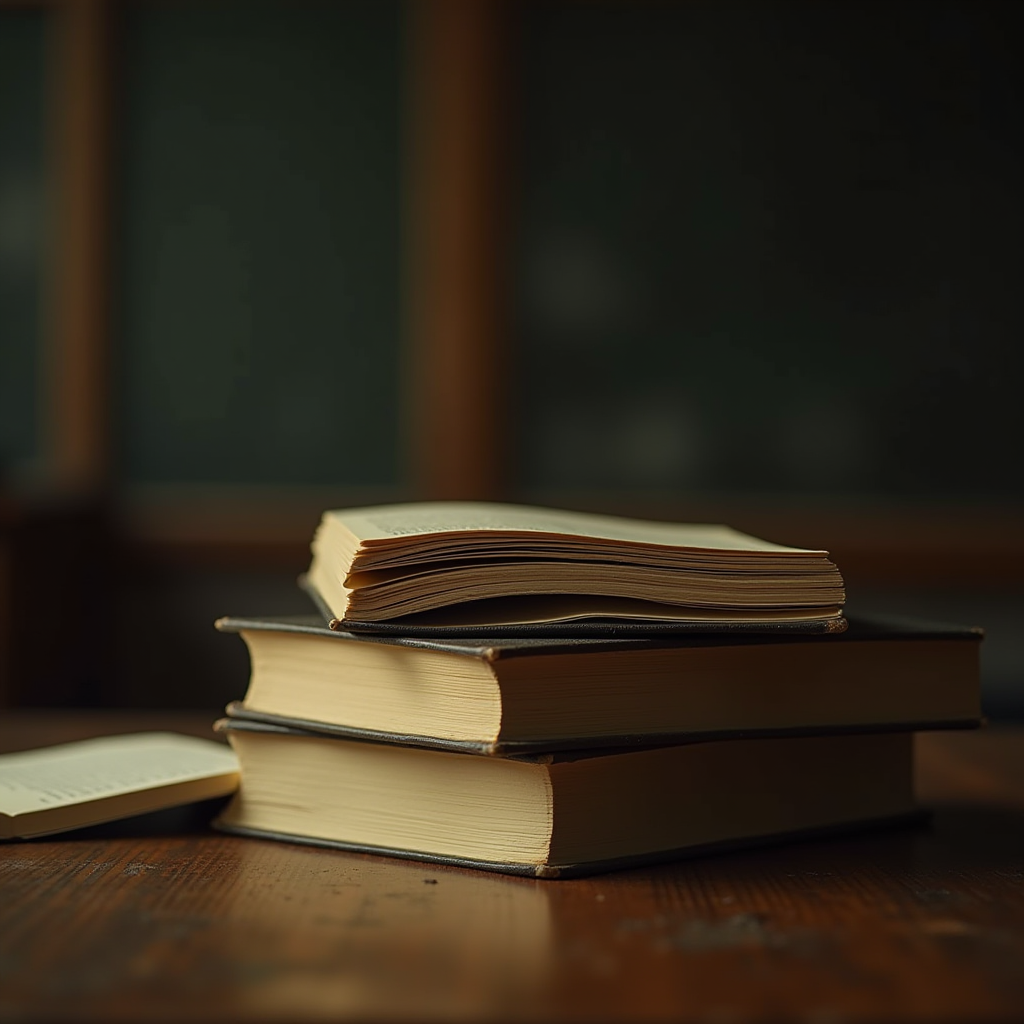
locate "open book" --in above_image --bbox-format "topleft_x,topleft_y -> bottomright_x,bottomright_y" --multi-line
305,502 -> 846,634
0,733 -> 239,839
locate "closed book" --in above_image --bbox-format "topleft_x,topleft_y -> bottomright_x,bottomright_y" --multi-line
213,722 -> 921,879
215,613 -> 982,756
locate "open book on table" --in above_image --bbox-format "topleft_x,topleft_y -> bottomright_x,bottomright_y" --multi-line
305,502 -> 846,636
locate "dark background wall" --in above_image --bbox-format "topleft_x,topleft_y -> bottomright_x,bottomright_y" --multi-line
515,2 -> 1023,499
1,0 -> 1021,715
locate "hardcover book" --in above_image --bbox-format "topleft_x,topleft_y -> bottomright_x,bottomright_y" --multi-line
215,613 -> 982,756
213,723 -> 920,879
305,502 -> 847,634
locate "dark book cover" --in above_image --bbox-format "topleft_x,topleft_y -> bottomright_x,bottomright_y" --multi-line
218,608 -> 982,659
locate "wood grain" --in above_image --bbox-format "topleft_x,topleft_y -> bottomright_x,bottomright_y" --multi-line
47,0 -> 112,492
2,716 -> 1023,1022
405,0 -> 510,502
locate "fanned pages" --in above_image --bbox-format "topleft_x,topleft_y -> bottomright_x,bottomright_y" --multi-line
305,502 -> 846,633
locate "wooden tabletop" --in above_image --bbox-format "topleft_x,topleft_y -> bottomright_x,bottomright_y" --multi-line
2,712 -> 1023,1023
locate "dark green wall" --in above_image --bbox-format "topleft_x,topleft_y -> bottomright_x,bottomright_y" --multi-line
0,10 -> 47,478
514,1 -> 1023,497
5,2 -> 1021,499
115,0 -> 402,486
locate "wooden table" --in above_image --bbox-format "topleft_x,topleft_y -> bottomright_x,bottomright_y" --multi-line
2,712 -> 1023,1023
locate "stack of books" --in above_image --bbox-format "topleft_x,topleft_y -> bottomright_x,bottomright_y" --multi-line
213,502 -> 982,878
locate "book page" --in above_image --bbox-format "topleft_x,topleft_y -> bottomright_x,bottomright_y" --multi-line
0,733 -> 239,819
327,503 -> 821,554
375,595 -> 844,627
